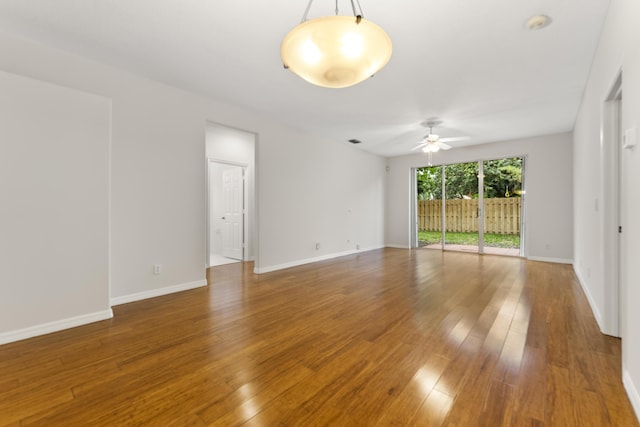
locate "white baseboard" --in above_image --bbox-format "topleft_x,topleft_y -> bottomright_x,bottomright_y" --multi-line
624,369 -> 640,421
111,279 -> 207,306
573,265 -> 606,335
385,244 -> 411,249
527,256 -> 573,264
254,245 -> 385,274
0,309 -> 113,345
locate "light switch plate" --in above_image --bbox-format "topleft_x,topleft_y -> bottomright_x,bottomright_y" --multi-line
623,127 -> 637,149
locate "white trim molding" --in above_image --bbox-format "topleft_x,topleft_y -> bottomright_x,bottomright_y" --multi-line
111,280 -> 207,306
573,265 -> 605,333
623,369 -> 640,421
527,256 -> 573,264
0,309 -> 113,345
254,246 -> 385,274
385,244 -> 411,249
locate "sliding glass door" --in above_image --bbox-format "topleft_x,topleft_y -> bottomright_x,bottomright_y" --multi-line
444,162 -> 479,253
482,158 -> 523,256
416,166 -> 443,249
415,157 -> 524,256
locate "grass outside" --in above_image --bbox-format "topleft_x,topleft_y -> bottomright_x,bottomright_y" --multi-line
418,230 -> 520,248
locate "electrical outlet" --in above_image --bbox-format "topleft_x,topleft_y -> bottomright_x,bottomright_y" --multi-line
153,264 -> 161,275
356,244 -> 361,250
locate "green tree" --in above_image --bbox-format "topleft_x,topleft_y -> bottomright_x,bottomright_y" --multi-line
417,157 -> 522,200
417,166 -> 442,200
483,158 -> 522,198
444,162 -> 478,199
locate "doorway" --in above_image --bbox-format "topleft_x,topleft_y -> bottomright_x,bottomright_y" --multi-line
415,156 -> 524,256
206,122 -> 256,268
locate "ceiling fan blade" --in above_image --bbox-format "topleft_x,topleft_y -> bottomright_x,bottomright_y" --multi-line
436,142 -> 452,150
439,136 -> 470,143
410,143 -> 427,151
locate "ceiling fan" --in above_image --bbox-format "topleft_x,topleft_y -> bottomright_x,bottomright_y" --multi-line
410,121 -> 469,153
409,120 -> 469,165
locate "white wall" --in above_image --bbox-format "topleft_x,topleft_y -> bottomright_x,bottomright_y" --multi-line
256,130 -> 387,272
0,29 -> 386,340
206,122 -> 256,261
386,132 -> 573,263
0,70 -> 111,343
573,0 -> 640,416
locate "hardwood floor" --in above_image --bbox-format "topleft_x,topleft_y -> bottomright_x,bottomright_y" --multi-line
1,248 -> 637,426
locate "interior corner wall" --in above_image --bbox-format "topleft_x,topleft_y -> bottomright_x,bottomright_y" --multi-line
0,70 -> 111,343
256,130 -> 387,273
385,132 -> 574,263
0,29 -> 387,337
572,0 -> 640,417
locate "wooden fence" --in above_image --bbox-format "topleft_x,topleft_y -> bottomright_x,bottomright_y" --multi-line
418,198 -> 521,234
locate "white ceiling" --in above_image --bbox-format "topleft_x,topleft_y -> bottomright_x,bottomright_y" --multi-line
0,0 -> 609,157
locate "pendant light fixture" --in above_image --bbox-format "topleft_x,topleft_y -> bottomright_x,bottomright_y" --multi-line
281,0 -> 392,88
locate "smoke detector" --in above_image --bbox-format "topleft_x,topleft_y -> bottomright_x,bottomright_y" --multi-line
526,15 -> 552,30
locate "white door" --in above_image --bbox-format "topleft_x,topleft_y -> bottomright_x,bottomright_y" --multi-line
222,166 -> 244,260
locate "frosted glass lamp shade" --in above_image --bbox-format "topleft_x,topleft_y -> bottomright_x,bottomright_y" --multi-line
281,15 -> 392,88
422,145 -> 440,153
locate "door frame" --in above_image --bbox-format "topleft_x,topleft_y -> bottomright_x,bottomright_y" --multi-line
411,169 -> 419,248
478,161 -> 485,254
601,71 -> 623,337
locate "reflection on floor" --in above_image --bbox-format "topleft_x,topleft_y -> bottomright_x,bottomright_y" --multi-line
422,244 -> 520,257
209,253 -> 241,267
4,250 -> 636,425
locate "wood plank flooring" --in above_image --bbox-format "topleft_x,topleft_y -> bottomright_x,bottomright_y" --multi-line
1,248 -> 638,426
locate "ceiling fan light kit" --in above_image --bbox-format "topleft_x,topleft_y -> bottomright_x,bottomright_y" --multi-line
280,0 -> 392,88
